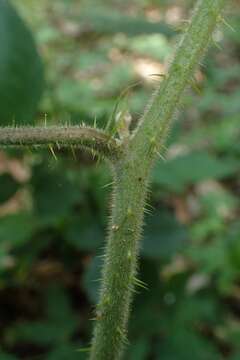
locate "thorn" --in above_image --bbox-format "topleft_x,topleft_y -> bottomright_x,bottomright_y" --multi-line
71,145 -> 77,161
77,347 -> 91,353
145,202 -> 155,211
212,37 -> 222,51
49,144 -> 58,161
135,277 -> 148,285
199,61 -> 206,69
56,141 -> 61,150
219,15 -> 235,32
94,115 -> 97,128
144,207 -> 152,215
189,78 -> 202,95
44,113 -> 47,128
133,276 -> 149,290
160,143 -> 168,151
155,150 -> 166,161
96,253 -> 106,259
148,73 -> 166,79
102,181 -> 115,189
96,154 -> 101,166
132,288 -> 140,294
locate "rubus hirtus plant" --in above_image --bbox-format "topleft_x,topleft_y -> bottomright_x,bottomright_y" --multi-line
0,1 -> 227,359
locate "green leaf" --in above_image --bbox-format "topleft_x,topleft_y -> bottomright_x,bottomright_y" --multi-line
0,173 -> 20,203
127,338 -> 150,360
0,0 -> 44,125
11,286 -> 78,346
78,7 -> 175,37
0,213 -> 36,247
142,211 -> 187,259
31,162 -> 82,226
153,151 -> 239,193
65,215 -> 104,251
229,355 -> 240,360
156,331 -> 220,360
47,345 -> 85,360
0,352 -> 18,360
11,322 -> 63,346
46,285 -> 78,331
126,34 -> 171,61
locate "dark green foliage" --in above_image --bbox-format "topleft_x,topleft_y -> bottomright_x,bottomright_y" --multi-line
152,151 -> 239,193
0,0 -> 44,125
77,7 -> 175,37
142,210 -> 187,258
0,0 -> 240,359
0,173 -> 20,203
0,213 -> 36,247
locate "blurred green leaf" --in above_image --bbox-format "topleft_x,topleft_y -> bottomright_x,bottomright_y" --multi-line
11,286 -> 78,346
0,352 -> 18,360
142,211 -> 187,258
65,215 -> 104,251
0,213 -> 36,247
12,322 -> 64,346
47,345 -> 85,360
156,331 -> 219,360
126,338 -> 150,360
229,355 -> 240,360
182,115 -> 240,155
0,173 -> 20,203
0,0 -> 44,125
78,8 -> 175,37
31,161 -> 82,225
126,34 -> 171,61
46,285 -> 77,326
153,151 -> 239,193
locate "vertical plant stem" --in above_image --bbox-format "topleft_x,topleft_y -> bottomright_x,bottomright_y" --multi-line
90,1 -> 226,359
90,153 -> 150,360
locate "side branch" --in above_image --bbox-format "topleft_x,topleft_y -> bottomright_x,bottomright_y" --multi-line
132,0 -> 225,162
0,126 -> 120,159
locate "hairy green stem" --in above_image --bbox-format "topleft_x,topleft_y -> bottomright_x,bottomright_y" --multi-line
132,0 -> 225,161
90,154 -> 148,359
90,1 -> 225,359
0,125 -> 119,159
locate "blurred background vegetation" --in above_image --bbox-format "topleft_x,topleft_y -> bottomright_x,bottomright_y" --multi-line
0,0 -> 240,359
